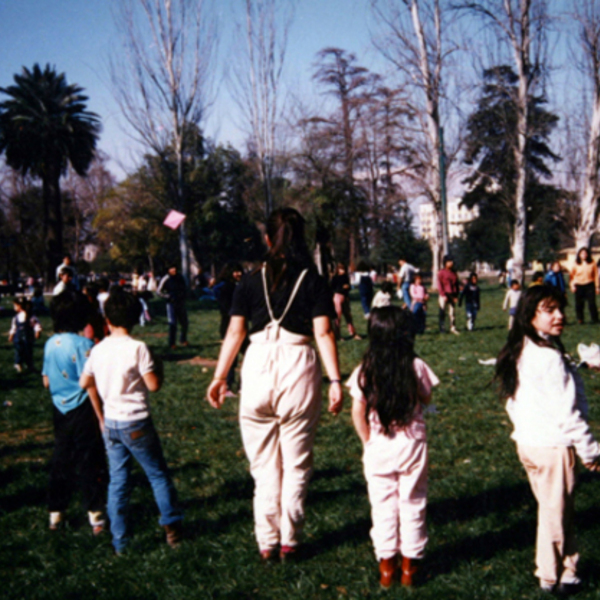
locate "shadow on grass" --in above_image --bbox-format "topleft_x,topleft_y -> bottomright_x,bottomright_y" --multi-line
0,440 -> 53,460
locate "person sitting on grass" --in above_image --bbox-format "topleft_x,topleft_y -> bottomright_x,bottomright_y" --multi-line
80,287 -> 183,555
495,285 -> 600,595
42,290 -> 107,533
348,307 -> 439,589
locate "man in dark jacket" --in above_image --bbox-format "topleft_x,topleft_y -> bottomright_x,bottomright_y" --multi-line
158,265 -> 188,349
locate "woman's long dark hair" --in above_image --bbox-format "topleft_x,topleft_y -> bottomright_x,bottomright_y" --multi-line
359,306 -> 419,435
264,208 -> 313,292
495,285 -> 566,399
576,246 -> 592,265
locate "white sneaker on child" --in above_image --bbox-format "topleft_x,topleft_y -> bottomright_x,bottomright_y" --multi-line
88,511 -> 106,535
49,511 -> 63,531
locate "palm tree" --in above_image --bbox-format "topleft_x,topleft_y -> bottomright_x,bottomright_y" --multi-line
0,64 -> 100,281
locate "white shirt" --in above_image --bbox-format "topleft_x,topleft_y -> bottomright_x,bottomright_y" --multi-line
503,288 -> 521,310
399,263 -> 417,284
505,337 -> 600,463
83,335 -> 155,422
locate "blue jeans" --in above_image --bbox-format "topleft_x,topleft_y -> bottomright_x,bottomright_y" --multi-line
103,418 -> 182,552
465,303 -> 478,330
412,302 -> 426,334
401,282 -> 411,308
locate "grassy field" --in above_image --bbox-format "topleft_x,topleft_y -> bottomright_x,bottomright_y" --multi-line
2,283 -> 600,600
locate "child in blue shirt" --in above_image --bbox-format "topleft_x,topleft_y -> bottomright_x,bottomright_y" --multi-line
42,290 -> 107,532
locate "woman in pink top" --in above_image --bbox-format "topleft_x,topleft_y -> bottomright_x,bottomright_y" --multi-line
569,247 -> 598,324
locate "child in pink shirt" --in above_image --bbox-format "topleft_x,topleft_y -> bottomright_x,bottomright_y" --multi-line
347,306 -> 439,588
409,274 -> 429,334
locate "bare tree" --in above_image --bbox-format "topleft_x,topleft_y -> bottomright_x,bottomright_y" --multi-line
110,0 -> 217,281
571,0 -> 600,249
230,0 -> 294,218
313,47 -> 372,267
457,0 -> 550,283
371,0 -> 456,282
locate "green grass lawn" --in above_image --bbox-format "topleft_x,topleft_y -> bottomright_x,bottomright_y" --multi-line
2,284 -> 600,599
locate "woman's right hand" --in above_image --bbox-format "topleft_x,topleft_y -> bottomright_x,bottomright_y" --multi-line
207,379 -> 228,409
328,381 -> 344,415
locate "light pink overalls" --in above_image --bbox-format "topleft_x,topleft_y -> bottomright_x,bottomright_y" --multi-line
239,268 -> 322,552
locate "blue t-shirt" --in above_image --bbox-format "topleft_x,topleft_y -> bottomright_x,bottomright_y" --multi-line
42,333 -> 93,414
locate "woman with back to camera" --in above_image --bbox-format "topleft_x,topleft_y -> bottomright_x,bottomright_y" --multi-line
206,208 -> 343,562
569,247 -> 599,324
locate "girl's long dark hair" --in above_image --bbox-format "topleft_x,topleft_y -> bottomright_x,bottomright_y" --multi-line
264,208 -> 313,292
495,285 -> 566,399
359,306 -> 419,434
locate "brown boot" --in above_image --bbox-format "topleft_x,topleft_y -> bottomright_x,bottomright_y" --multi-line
379,555 -> 397,589
400,556 -> 420,587
163,521 -> 183,548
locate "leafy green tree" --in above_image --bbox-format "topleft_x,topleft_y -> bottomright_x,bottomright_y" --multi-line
462,65 -> 561,264
0,64 -> 100,281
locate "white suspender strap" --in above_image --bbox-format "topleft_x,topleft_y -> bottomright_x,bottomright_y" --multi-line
261,265 -> 309,325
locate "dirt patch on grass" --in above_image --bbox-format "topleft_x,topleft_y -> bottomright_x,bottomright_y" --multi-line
142,332 -> 168,338
0,427 -> 52,445
177,356 -> 218,367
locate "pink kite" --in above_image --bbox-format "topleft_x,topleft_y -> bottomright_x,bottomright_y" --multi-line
163,210 -> 186,230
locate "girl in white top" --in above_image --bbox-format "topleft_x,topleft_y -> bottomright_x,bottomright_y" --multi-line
347,306 -> 439,589
495,285 -> 600,594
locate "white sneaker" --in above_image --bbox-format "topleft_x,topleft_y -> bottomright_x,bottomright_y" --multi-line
224,391 -> 237,398
49,511 -> 63,531
88,511 -> 106,535
450,327 -> 460,335
14,364 -> 22,373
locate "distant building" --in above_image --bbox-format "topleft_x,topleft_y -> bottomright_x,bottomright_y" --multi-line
419,198 -> 479,241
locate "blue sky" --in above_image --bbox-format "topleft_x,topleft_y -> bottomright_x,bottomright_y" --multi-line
0,0 -> 379,178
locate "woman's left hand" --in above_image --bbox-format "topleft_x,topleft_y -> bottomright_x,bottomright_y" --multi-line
207,379 -> 228,409
328,381 -> 344,415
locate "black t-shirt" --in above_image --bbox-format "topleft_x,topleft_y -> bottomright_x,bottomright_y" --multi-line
331,273 -> 351,296
230,266 -> 335,336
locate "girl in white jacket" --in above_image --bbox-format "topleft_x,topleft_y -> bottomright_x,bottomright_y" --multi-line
495,285 -> 600,594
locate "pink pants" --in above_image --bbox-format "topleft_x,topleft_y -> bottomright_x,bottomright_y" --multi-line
239,328 -> 322,551
363,431 -> 428,561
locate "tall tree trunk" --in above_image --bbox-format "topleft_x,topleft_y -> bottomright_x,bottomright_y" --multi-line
575,93 -> 600,250
44,169 -> 64,285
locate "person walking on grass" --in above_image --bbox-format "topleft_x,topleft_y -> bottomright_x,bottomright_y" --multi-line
437,255 -> 460,334
80,288 -> 183,554
42,291 -> 107,534
331,262 -> 360,340
397,258 -> 417,308
458,272 -> 481,331
495,285 -> 600,595
409,274 -> 429,334
569,247 -> 599,325
157,264 -> 189,349
207,208 -> 343,563
9,297 -> 42,372
503,279 -> 522,330
348,307 -> 439,589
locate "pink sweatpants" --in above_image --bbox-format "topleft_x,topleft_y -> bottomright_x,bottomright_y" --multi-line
363,432 -> 428,561
239,328 -> 322,551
